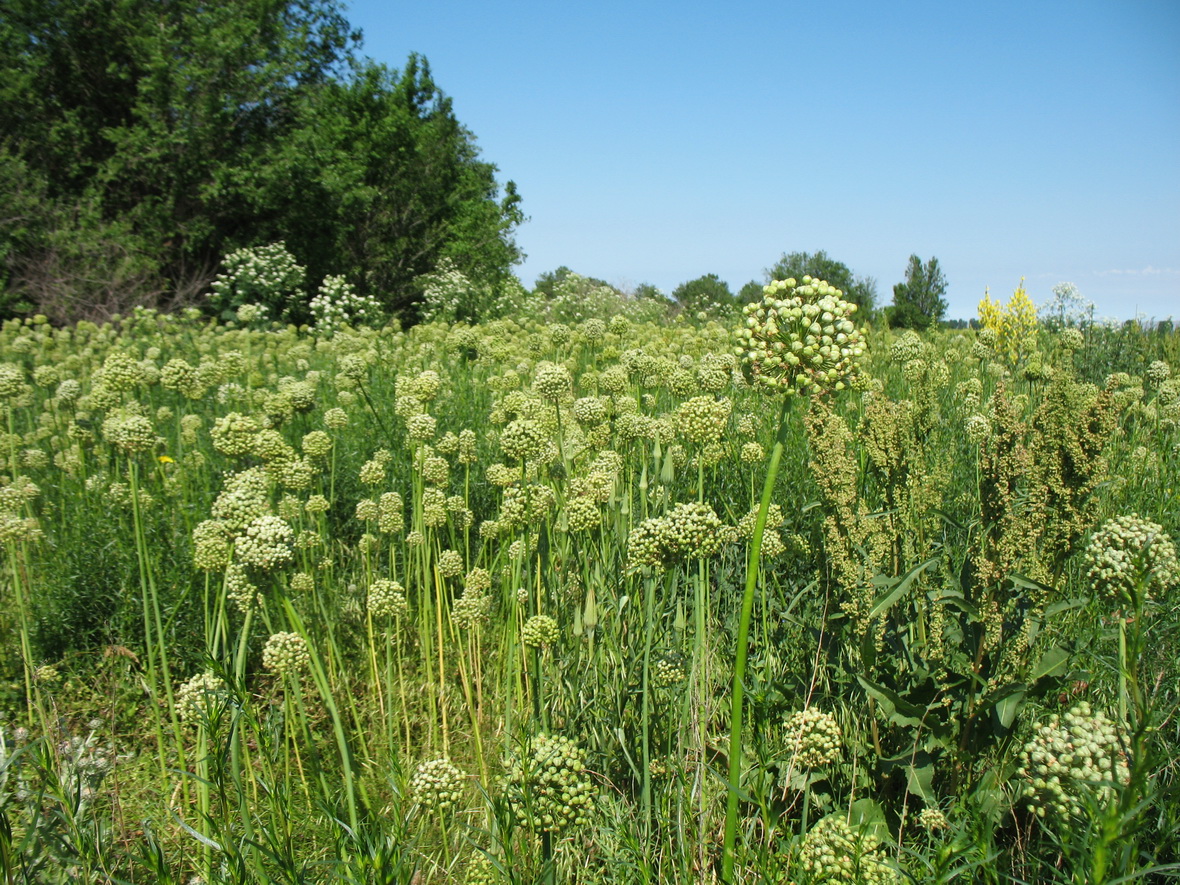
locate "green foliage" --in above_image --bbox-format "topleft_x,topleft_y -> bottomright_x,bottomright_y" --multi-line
889,255 -> 948,330
0,309 -> 1177,882
0,3 -> 521,323
671,273 -> 734,314
765,250 -> 878,313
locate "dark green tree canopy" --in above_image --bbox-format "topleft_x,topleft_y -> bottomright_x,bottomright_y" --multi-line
888,255 -> 948,330
671,273 -> 734,313
0,0 -> 522,322
765,250 -> 877,313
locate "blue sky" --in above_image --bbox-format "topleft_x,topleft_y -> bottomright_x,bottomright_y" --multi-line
344,0 -> 1179,321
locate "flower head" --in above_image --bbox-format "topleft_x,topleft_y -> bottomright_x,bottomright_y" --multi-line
734,277 -> 866,396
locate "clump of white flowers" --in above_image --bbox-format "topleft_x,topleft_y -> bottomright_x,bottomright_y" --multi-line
309,275 -> 383,334
410,758 -> 466,815
209,241 -> 306,320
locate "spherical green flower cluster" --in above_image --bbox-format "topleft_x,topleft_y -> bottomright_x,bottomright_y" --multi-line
290,572 -> 315,594
564,495 -> 600,533
677,396 -> 731,445
451,592 -> 491,629
407,413 -> 437,442
465,567 -> 492,594
598,366 -> 627,395
211,412 -> 262,456
1060,328 -> 1086,352
102,411 -> 156,453
262,631 -> 310,676
798,815 -> 899,884
410,758 -> 465,815
368,578 -> 408,619
423,454 -> 449,485
234,515 -> 294,570
784,707 -> 842,768
627,502 -> 724,570
373,492 -> 402,534
740,441 -> 765,464
580,318 -> 606,342
438,549 -> 465,578
224,562 -> 260,613
253,428 -> 294,462
572,396 -> 608,426
301,430 -> 333,458
465,853 -> 498,885
504,733 -> 594,833
1145,360 -> 1171,389
1084,514 -> 1179,606
734,277 -> 866,396
176,672 -> 230,725
890,331 -> 925,364
192,520 -> 233,571
499,418 -> 549,463
651,657 -> 685,689
1017,702 -> 1130,821
0,365 -> 25,398
533,362 -> 572,400
964,414 -> 991,443
160,358 -> 204,397
99,350 -> 147,391
324,407 -> 349,429
522,614 -> 559,648
916,807 -> 949,832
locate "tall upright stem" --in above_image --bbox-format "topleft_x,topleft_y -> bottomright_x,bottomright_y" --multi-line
722,395 -> 790,883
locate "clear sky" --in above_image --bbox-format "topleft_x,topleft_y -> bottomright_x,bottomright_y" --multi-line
344,0 -> 1179,321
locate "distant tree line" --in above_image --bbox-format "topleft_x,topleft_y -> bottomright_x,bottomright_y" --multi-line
660,249 -> 949,328
0,0 -> 523,323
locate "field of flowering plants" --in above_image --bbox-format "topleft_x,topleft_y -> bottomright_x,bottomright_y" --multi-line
0,280 -> 1178,884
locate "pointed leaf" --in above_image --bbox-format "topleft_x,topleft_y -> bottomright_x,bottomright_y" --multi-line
869,557 -> 940,621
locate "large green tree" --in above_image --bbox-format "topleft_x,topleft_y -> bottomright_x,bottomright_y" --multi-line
888,255 -> 948,330
0,0 -> 522,322
765,250 -> 877,313
671,273 -> 734,314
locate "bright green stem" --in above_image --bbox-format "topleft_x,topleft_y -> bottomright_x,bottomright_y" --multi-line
640,573 -> 656,844
722,395 -> 790,884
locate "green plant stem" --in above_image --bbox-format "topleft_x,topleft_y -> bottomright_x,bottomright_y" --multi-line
722,394 -> 790,884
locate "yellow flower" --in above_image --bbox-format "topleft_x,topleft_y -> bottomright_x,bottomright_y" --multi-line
157,455 -> 176,464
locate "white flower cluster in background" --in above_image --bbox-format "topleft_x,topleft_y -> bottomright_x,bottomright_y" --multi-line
209,241 -> 306,321
309,275 -> 383,334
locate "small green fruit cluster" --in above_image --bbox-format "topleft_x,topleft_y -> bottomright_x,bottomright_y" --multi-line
522,614 -> 559,649
1017,701 -> 1130,821
410,758 -> 465,815
1084,513 -> 1179,607
784,707 -> 842,768
504,733 -> 594,833
262,631 -> 310,676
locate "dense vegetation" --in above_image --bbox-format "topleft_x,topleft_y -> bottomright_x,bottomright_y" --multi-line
0,0 -> 523,324
0,282 -> 1177,883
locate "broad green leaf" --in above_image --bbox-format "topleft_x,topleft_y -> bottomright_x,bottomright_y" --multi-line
1031,646 -> 1070,681
869,557 -> 940,621
990,683 -> 1029,731
857,676 -> 926,729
